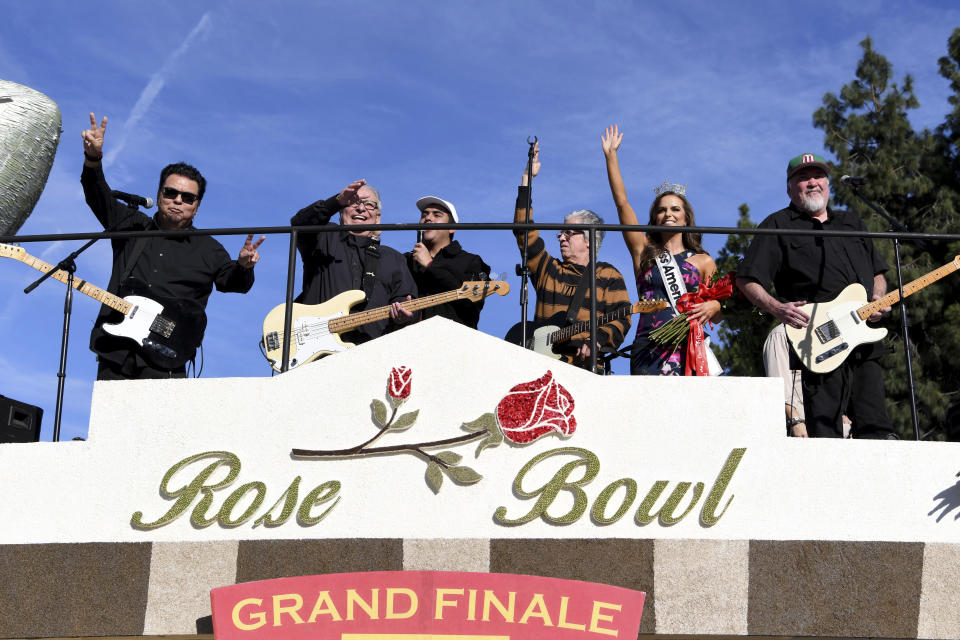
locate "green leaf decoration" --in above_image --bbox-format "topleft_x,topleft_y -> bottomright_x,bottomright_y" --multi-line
462,412 -> 497,434
435,451 -> 462,465
426,461 -> 443,493
446,465 -> 483,485
476,431 -> 503,457
371,399 -> 387,426
392,409 -> 420,431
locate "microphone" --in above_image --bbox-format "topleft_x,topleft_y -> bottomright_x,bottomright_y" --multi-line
417,230 -> 424,244
111,190 -> 154,209
840,175 -> 868,187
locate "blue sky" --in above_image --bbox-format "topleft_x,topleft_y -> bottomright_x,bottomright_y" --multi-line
2,1 -> 959,441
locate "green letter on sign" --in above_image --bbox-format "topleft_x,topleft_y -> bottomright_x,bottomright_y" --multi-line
494,447 -> 599,525
131,451 -> 241,529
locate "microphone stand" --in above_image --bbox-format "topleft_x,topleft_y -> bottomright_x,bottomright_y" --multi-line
588,228 -> 598,374
515,137 -> 537,349
23,200 -> 142,441
844,183 -> 921,440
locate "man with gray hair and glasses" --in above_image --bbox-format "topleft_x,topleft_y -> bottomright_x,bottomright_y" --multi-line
511,145 -> 632,370
292,179 -> 417,345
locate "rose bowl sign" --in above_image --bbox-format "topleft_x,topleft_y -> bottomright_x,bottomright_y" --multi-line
130,366 -> 743,531
210,571 -> 646,640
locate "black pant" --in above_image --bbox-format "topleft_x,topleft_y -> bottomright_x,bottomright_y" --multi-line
96,353 -> 187,381
801,347 -> 896,438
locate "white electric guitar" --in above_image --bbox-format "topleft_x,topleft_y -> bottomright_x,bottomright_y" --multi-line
0,243 -> 205,368
261,280 -> 510,371
786,255 -> 960,373
505,299 -> 668,358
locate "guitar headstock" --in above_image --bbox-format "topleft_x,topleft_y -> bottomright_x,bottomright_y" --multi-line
0,243 -> 25,261
954,255 -> 960,269
634,299 -> 669,313
458,280 -> 511,301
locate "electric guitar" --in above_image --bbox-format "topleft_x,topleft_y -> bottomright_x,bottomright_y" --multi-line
261,280 -> 510,371
504,299 -> 669,358
786,255 -> 960,373
0,243 -> 205,369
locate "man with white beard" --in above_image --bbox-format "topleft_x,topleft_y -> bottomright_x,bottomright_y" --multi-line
736,154 -> 897,439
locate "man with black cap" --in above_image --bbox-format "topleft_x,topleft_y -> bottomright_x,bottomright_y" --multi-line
736,153 -> 896,438
406,196 -> 490,329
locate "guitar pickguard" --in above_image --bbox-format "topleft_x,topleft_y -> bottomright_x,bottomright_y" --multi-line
786,284 -> 888,373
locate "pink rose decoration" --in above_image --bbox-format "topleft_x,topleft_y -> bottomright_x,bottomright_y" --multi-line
495,370 -> 576,444
387,366 -> 412,402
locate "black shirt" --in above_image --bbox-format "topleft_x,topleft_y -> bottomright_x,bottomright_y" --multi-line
81,164 -> 255,365
738,203 -> 888,304
292,195 -> 417,343
405,240 -> 490,329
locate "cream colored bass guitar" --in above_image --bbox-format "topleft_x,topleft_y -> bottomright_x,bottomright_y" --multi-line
261,280 -> 510,371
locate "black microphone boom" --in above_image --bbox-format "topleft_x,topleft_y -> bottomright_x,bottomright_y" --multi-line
111,190 -> 154,209
840,175 -> 868,187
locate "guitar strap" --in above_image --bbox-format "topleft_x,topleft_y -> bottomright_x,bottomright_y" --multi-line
361,241 -> 382,302
119,236 -> 149,283
565,268 -> 590,325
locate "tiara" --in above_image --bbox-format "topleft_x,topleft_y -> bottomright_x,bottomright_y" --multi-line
654,179 -> 687,197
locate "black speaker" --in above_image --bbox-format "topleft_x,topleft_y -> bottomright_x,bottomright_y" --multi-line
0,395 -> 43,443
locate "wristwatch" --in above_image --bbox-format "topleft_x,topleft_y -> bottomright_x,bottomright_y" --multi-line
786,416 -> 805,428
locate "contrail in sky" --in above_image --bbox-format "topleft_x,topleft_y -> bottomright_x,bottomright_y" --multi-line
104,12 -> 213,167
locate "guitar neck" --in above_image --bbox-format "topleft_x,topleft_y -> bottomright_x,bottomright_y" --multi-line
328,288 -> 466,333
858,256 -> 960,320
551,301 -> 648,344
14,252 -> 129,313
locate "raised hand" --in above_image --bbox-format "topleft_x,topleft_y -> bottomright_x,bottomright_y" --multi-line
521,142 -> 540,186
238,233 -> 266,269
81,112 -> 107,159
336,179 -> 367,208
602,125 -> 623,156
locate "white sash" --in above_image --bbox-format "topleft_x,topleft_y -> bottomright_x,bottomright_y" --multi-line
654,250 -> 686,315
654,250 -> 722,375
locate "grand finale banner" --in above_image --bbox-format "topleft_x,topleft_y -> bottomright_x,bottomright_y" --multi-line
211,571 -> 645,640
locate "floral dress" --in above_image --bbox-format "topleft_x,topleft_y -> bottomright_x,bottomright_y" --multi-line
630,249 -> 701,375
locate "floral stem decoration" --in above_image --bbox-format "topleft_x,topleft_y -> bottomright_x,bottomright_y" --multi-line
292,368 -> 577,493
649,270 -> 736,375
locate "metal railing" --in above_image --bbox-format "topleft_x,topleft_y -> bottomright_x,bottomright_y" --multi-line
4,220 -> 957,438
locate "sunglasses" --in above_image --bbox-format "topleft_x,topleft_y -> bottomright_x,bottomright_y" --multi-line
556,230 -> 584,240
160,186 -> 200,205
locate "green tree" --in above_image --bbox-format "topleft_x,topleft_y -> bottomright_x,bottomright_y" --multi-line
713,204 -> 773,377
813,35 -> 960,439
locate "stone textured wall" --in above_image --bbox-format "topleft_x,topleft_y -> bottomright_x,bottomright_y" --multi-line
1,537 -> 957,638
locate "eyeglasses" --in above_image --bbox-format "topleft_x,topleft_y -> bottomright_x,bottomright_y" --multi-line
348,199 -> 380,211
160,186 -> 200,205
556,230 -> 584,240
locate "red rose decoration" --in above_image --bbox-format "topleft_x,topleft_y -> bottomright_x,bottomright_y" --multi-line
495,370 -> 576,444
387,366 -> 413,404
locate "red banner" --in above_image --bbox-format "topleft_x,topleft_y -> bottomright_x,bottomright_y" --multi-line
211,571 -> 645,640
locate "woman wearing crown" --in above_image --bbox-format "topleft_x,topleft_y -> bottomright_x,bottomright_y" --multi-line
601,125 -> 723,375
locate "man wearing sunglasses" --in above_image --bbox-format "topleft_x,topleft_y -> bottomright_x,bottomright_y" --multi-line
292,179 -> 418,344
512,144 -> 632,370
80,113 -> 264,380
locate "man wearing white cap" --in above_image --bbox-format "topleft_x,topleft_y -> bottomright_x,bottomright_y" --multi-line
406,196 -> 490,329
